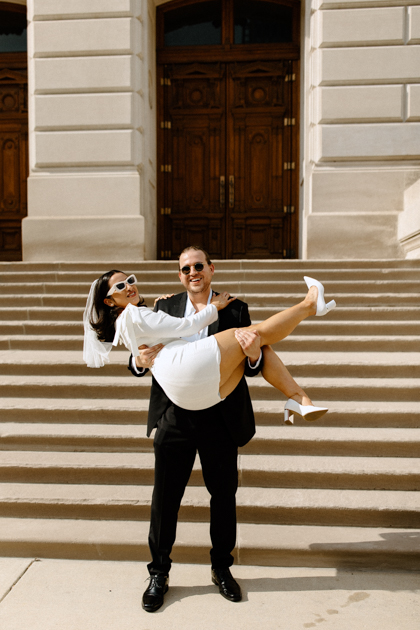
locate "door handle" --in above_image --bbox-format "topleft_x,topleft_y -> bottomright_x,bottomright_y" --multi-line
229,175 -> 234,208
220,176 -> 225,207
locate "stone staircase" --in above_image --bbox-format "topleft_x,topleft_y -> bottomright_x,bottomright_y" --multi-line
0,259 -> 419,569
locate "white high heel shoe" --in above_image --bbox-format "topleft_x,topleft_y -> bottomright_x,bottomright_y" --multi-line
284,399 -> 328,424
304,276 -> 336,316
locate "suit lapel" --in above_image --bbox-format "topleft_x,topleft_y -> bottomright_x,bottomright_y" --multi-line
165,290 -> 220,334
168,292 -> 188,317
208,319 -> 220,336
208,290 -> 220,335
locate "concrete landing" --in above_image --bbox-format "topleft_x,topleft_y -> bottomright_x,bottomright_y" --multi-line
0,559 -> 418,630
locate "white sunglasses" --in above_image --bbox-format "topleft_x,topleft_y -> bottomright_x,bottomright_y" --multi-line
106,274 -> 137,297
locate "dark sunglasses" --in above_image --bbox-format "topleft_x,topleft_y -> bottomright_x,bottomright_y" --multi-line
180,263 -> 206,275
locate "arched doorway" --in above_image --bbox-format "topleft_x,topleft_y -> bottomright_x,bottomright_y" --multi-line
0,1 -> 28,261
157,0 -> 300,259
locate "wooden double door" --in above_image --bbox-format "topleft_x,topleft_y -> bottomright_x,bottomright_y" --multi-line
158,58 -> 299,259
0,58 -> 28,261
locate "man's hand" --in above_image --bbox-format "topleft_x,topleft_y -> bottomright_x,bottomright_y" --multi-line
234,329 -> 261,365
135,344 -> 164,369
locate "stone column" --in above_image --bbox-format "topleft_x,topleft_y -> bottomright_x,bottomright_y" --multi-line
399,177 -> 420,258
22,0 -> 152,261
304,0 -> 420,259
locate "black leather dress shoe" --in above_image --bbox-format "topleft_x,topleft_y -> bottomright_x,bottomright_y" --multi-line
211,568 -> 242,602
142,574 -> 169,612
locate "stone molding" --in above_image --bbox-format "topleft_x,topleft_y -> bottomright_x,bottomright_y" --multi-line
399,230 -> 420,258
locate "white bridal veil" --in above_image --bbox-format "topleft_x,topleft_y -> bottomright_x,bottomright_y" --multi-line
83,279 -> 113,368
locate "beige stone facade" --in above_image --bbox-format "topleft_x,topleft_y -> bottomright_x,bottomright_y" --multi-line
23,0 -> 152,261
305,0 -> 420,259
10,0 -> 420,259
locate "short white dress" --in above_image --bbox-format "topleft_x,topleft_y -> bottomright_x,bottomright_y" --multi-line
113,302 -> 222,411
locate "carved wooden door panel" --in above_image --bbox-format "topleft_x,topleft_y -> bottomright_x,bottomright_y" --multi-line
159,63 -> 226,259
0,67 -> 28,261
158,59 -> 298,259
226,60 -> 297,258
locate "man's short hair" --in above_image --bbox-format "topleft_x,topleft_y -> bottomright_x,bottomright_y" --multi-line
178,245 -> 212,266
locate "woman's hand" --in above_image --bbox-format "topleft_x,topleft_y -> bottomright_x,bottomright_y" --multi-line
154,294 -> 174,306
211,291 -> 236,311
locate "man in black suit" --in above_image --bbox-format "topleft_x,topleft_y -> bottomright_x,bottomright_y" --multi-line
129,246 -> 263,612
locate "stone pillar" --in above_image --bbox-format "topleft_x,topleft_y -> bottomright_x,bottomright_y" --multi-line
304,0 -> 420,259
22,0 -> 155,261
399,177 -> 420,258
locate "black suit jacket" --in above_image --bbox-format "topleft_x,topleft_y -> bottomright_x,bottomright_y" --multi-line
127,292 -> 262,447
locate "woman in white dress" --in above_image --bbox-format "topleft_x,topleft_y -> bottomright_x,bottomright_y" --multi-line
83,269 -> 336,422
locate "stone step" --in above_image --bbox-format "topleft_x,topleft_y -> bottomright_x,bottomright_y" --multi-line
169,486 -> 420,528
278,336 -> 420,352
2,350 -> 420,380
0,482 -> 416,527
0,517 -> 416,569
2,359 -> 419,379
0,374 -> 417,403
252,400 -> 420,429
1,279 -> 419,296
2,258 -> 420,271
253,306 -> 420,321
1,292 -> 419,308
1,305 -> 419,322
0,397 -> 149,425
0,307 -> 84,321
0,423 -> 150,452
0,451 -> 417,491
246,426 -> 420,457
246,377 -> 420,402
0,518 -> 420,571
238,455 -> 420,490
0,422 -> 418,457
0,258 -> 418,569
2,398 -> 420,428
2,318 -> 420,338
280,352 -> 420,379
2,268 -> 420,283
2,334 -> 419,353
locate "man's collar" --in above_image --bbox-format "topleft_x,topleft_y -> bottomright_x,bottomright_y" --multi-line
186,289 -> 213,314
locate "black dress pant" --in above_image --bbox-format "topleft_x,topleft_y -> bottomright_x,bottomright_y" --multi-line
148,403 -> 238,576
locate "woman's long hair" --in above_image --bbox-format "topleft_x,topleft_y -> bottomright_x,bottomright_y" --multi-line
89,270 -> 145,342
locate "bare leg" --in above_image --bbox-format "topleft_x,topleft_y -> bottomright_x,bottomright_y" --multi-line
261,346 -> 313,406
217,287 -> 317,397
219,359 -> 247,400
219,344 -> 314,403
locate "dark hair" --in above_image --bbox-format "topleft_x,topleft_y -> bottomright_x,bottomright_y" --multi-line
178,245 -> 212,267
89,270 -> 145,342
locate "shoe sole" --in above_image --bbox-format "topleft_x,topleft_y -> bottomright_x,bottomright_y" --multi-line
303,409 -> 329,422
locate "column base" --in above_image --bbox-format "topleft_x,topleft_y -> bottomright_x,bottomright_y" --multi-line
306,213 -> 403,260
400,231 -> 420,259
22,216 -> 144,261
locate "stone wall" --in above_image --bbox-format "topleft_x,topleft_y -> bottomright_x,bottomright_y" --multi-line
17,0 -> 420,260
304,0 -> 420,259
22,0 -> 156,261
